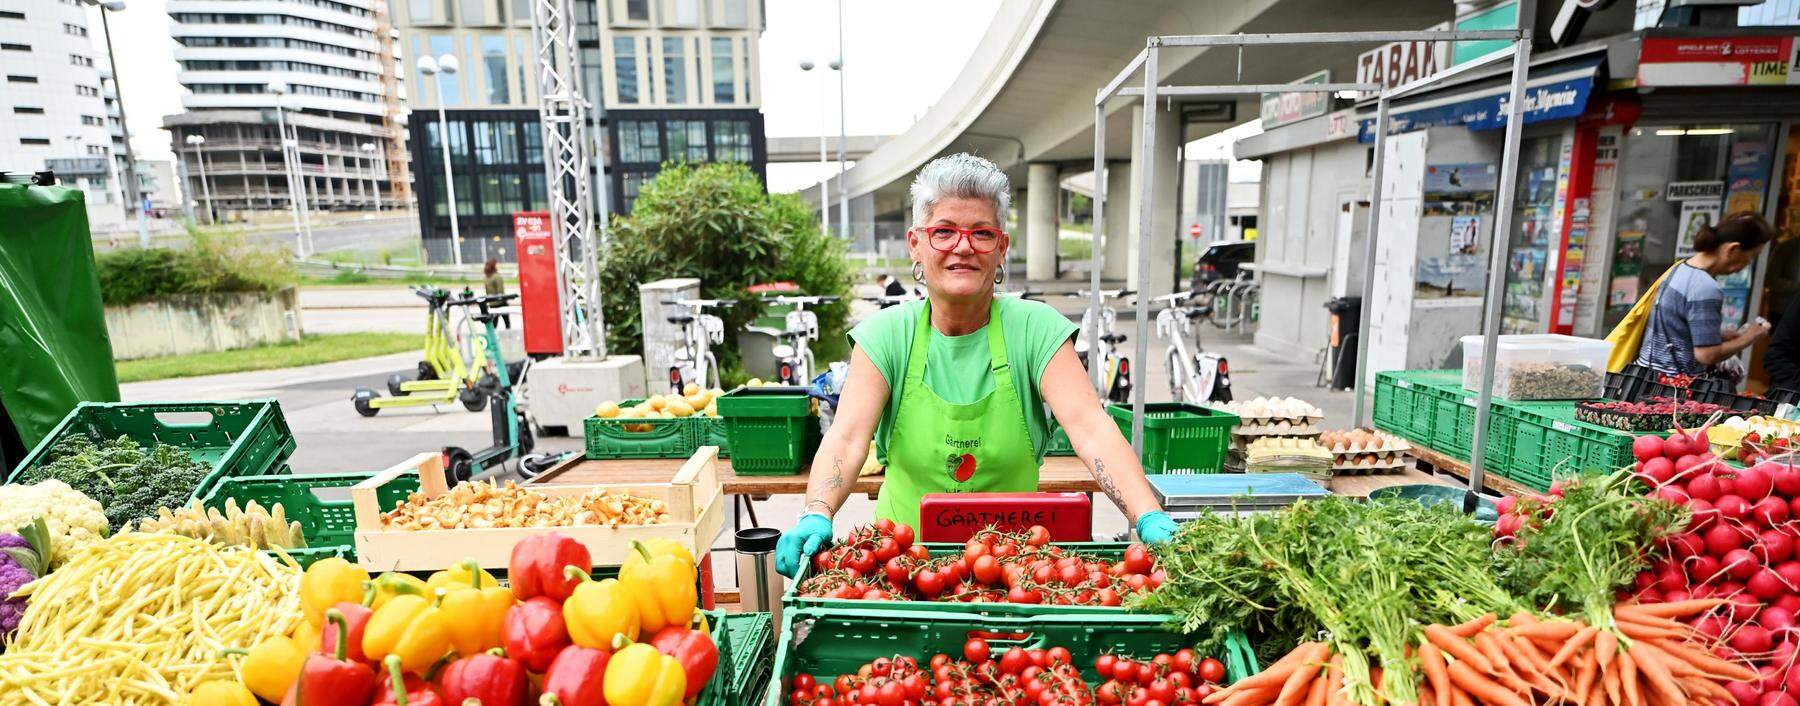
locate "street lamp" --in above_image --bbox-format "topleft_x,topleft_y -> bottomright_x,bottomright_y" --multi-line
184,134 -> 213,225
268,82 -> 314,256
359,142 -> 382,212
832,0 -> 848,243
87,0 -> 149,248
798,59 -> 829,238
418,53 -> 464,266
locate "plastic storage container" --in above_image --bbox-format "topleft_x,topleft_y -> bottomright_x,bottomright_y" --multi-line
1106,403 -> 1238,474
717,387 -> 820,476
199,470 -> 420,568
1461,334 -> 1608,401
8,400 -> 296,501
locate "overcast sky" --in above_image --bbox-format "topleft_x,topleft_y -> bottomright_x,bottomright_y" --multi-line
96,0 -> 997,192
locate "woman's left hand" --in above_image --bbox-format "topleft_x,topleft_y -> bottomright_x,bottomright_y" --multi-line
1135,511 -> 1178,544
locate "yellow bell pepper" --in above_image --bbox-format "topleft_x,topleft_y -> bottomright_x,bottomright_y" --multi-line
362,588 -> 453,673
620,538 -> 695,581
619,541 -> 696,634
603,639 -> 687,706
222,635 -> 306,703
370,571 -> 428,609
290,616 -> 322,652
299,558 -> 369,626
426,560 -> 499,595
441,558 -> 514,655
562,567 -> 639,649
187,680 -> 257,706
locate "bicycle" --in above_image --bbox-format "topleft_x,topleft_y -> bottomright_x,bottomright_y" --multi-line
1069,289 -> 1135,404
663,298 -> 735,393
1153,290 -> 1233,404
764,295 -> 839,385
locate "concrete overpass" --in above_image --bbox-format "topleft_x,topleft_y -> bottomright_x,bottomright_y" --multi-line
767,135 -> 890,163
806,0 -> 1449,295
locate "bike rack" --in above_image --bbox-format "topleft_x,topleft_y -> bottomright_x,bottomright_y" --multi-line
1091,30 -> 1534,500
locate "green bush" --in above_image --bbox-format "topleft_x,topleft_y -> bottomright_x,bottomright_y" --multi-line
598,163 -> 854,377
96,230 -> 292,306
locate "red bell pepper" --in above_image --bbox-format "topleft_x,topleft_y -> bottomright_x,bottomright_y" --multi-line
438,649 -> 530,706
509,532 -> 591,602
374,655 -> 447,706
648,626 -> 718,699
319,599 -> 374,664
502,596 -> 572,673
293,609 -> 378,706
540,645 -> 611,706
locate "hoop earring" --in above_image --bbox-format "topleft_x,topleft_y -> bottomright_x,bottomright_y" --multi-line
995,264 -> 1006,286
911,262 -> 925,284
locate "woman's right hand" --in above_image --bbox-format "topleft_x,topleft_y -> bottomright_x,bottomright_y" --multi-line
775,513 -> 834,578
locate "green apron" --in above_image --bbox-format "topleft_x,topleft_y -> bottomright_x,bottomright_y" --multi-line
874,300 -> 1039,528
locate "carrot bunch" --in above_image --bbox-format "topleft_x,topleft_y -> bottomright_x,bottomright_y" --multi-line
1204,601 -> 1754,706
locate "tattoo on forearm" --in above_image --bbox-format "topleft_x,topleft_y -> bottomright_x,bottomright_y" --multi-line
1093,459 -> 1127,511
827,458 -> 845,491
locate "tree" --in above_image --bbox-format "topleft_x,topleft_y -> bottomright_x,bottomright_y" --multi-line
597,162 -> 854,382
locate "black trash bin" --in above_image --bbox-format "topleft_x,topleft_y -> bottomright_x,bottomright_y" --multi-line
1324,297 -> 1362,390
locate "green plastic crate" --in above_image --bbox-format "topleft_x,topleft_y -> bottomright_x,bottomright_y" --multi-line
585,399 -> 708,459
199,470 -> 420,568
1107,403 -> 1237,474
765,607 -> 1259,706
1485,401 -> 1634,492
1372,373 -> 1422,443
695,609 -> 740,706
719,611 -> 776,706
8,400 -> 296,501
1046,425 -> 1075,457
718,388 -> 821,476
785,542 -> 1156,617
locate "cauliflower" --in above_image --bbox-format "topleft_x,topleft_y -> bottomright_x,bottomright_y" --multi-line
0,480 -> 108,567
0,534 -> 33,639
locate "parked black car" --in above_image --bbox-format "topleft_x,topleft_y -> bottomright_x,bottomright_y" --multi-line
1191,240 -> 1255,289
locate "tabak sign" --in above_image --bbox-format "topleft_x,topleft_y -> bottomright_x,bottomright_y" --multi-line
1357,28 -> 1452,91
1637,36 -> 1800,87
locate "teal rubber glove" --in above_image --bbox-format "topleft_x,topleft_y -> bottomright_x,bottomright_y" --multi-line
1135,510 -> 1178,545
776,513 -> 834,578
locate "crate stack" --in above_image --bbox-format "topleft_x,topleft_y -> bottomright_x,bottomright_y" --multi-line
1317,428 -> 1412,476
1211,397 -> 1325,474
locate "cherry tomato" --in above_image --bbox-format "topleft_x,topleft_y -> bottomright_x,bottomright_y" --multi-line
1123,544 -> 1153,575
796,675 -> 817,692
1047,647 -> 1072,666
908,544 -> 929,561
836,676 -> 855,695
1097,682 -> 1124,705
1194,685 -> 1216,701
1196,658 -> 1226,685
1113,660 -> 1139,684
1027,525 -> 1051,546
1096,654 -> 1118,677
885,557 -> 910,584
973,555 -> 1002,585
1033,564 -> 1056,583
1000,647 -> 1030,674
877,681 -> 905,706
1168,672 -> 1193,689
1147,679 -> 1175,703
1008,586 -> 1042,604
916,570 -> 946,598
893,522 -> 916,549
1152,654 -> 1175,674
964,541 -> 988,563
872,657 -> 893,678
903,674 -> 927,699
1125,574 -> 1150,592
1125,686 -> 1151,706
875,518 -> 895,535
1171,649 -> 1197,676
874,537 -> 902,562
1058,565 -> 1084,585
1098,588 -> 1122,606
965,638 -> 991,664
860,684 -> 879,704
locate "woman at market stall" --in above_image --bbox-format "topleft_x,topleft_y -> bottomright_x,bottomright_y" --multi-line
774,153 -> 1176,577
1633,211 -> 1775,382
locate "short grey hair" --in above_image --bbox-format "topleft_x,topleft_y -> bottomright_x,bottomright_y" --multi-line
910,153 -> 1011,231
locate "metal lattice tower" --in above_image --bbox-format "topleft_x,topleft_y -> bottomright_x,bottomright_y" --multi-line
530,0 -> 604,357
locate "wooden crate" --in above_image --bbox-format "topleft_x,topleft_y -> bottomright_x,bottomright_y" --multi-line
351,447 -> 727,571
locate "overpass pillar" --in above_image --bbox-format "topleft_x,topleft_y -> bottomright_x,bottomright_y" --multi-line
1026,163 -> 1058,281
1102,162 -> 1130,280
1128,103 -> 1179,295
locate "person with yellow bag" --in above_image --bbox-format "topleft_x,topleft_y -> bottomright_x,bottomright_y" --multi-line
1608,212 -> 1775,381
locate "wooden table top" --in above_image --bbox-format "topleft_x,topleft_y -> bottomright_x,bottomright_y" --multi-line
532,454 -> 1452,499
1408,444 -> 1536,497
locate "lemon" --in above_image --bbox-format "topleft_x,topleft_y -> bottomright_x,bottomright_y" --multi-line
648,396 -> 668,411
710,387 -> 725,398
667,399 -> 696,417
683,382 -> 700,397
704,401 -> 718,417
746,378 -> 763,388
595,401 -> 621,418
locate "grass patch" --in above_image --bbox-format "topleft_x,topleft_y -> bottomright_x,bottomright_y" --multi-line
116,332 -> 419,383
1060,237 -> 1093,261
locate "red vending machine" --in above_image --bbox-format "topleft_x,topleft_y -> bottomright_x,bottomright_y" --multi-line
512,212 -> 562,355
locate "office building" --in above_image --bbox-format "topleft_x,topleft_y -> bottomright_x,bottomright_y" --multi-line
163,0 -> 411,220
0,0 -> 128,231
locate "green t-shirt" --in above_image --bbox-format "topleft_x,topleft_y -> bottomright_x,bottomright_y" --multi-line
849,297 -> 1078,464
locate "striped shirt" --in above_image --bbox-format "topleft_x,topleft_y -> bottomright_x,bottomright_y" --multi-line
1636,263 -> 1724,376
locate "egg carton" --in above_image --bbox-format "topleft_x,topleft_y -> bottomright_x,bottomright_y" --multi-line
1234,421 -> 1325,437
1231,413 -> 1327,426
1331,453 -> 1412,475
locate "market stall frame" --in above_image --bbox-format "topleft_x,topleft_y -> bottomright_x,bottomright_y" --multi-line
1088,30 -> 1532,506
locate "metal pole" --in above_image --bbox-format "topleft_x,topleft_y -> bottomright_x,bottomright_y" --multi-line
835,0 -> 849,243
1467,34 -> 1536,505
1351,96 -> 1391,428
272,102 -> 305,256
1130,44 -> 1159,454
98,8 -> 148,249
818,76 -> 829,237
438,101 -> 464,266
193,141 -> 214,225
373,146 -> 384,213
1090,105 -> 1106,394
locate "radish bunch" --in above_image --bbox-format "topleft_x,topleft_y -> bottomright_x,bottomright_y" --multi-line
1627,429 -> 1800,706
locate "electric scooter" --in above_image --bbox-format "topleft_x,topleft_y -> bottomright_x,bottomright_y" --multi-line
353,288 -> 489,416
441,293 -> 535,484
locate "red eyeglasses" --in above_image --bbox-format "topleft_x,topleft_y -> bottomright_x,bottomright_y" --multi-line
913,225 -> 1007,253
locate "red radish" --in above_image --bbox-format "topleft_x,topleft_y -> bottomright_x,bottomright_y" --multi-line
1751,568 -> 1788,601
1690,498 -> 1720,530
1665,588 -> 1693,602
1740,467 -> 1777,500
1635,434 -> 1667,462
1786,663 -> 1800,697
1666,433 -> 1698,459
1494,495 -> 1517,515
1677,455 -> 1705,474
1762,691 -> 1796,706
1638,587 -> 1665,603
1757,497 -> 1794,527
1721,495 -> 1754,522
1656,485 -> 1693,504
1694,554 -> 1727,582
1672,532 -> 1707,558
1691,475 -> 1726,502
1728,549 -> 1764,580
1710,524 -> 1751,555
1762,530 -> 1797,564
1634,571 -> 1658,592
1642,456 -> 1678,485
1657,567 -> 1689,593
1764,606 -> 1799,632
1738,624 -> 1778,655
1775,465 -> 1800,496
1754,664 -> 1784,693
1730,592 -> 1764,622
1727,678 -> 1760,706
1696,614 -> 1730,639
1777,592 -> 1800,614
1779,562 -> 1800,588
1549,481 -> 1567,498
1790,494 -> 1800,520
1493,513 -> 1521,538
